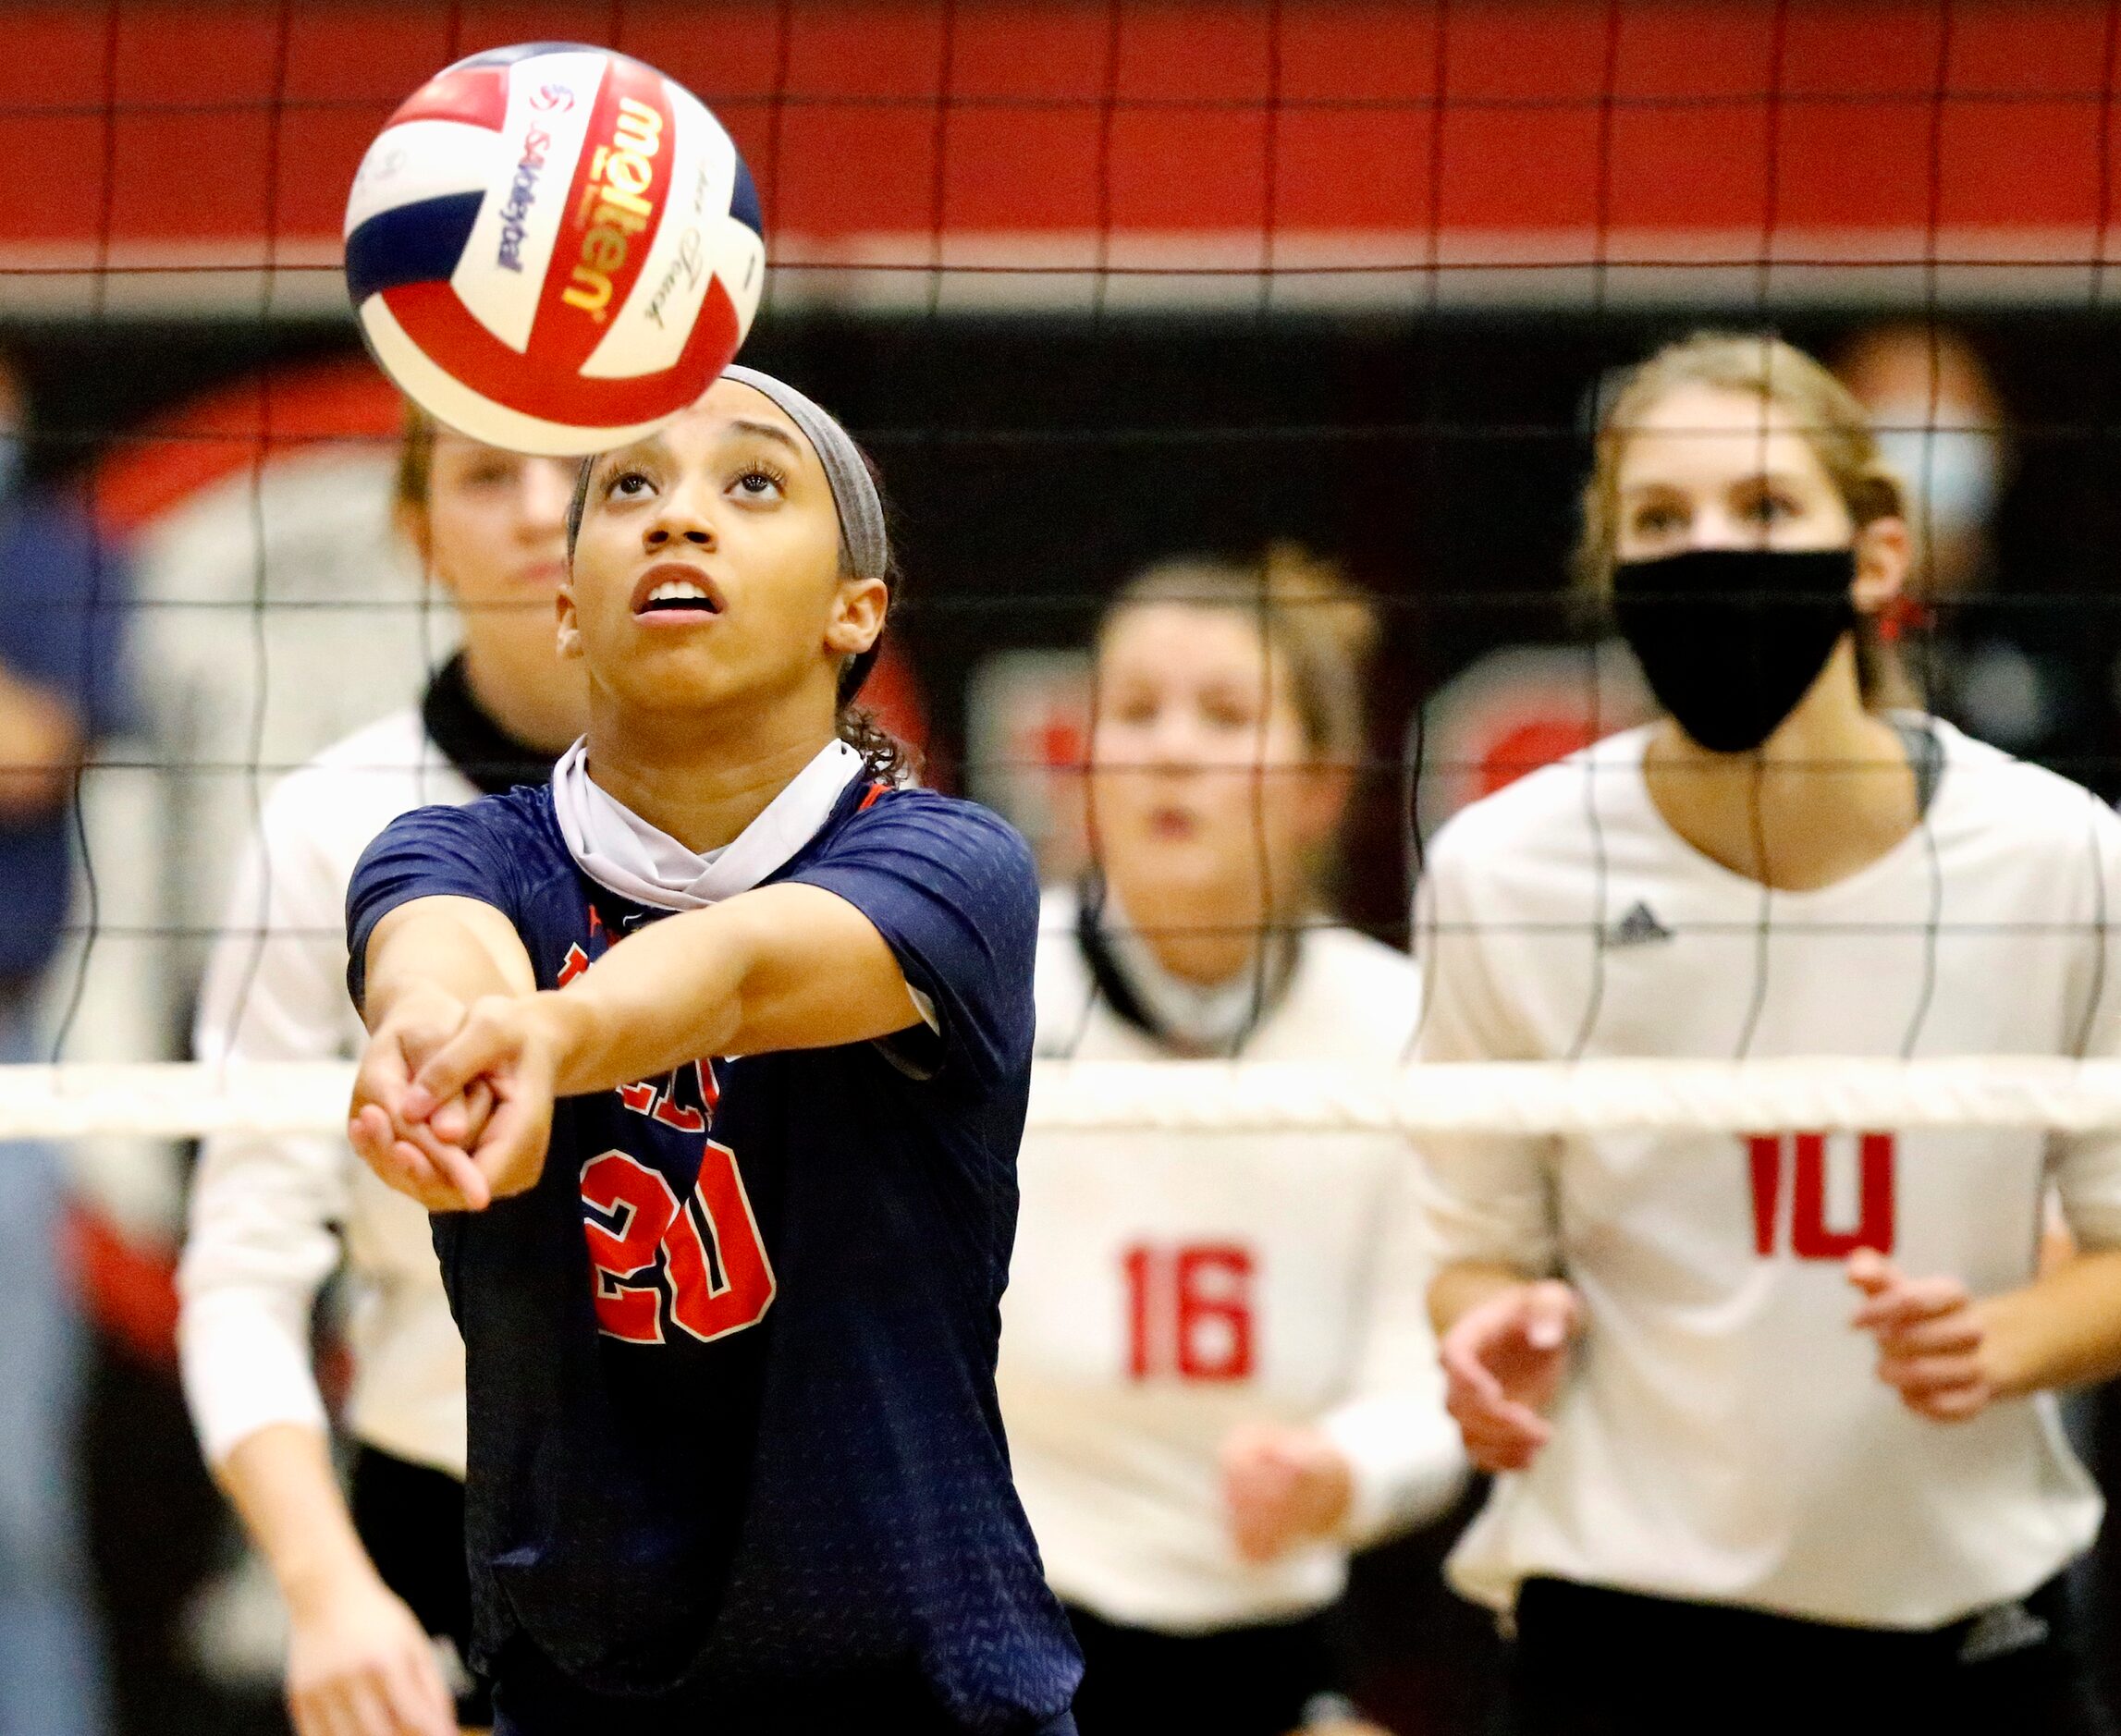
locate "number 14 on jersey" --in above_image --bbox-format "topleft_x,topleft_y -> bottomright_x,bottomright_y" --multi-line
1748,1131 -> 1896,1259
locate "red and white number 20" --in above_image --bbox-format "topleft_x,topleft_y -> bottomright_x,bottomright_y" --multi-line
581,1146 -> 777,1344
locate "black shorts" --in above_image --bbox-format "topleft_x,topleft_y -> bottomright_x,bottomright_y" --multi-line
1063,1602 -> 1339,1736
1504,1572 -> 2116,1736
349,1444 -> 493,1728
485,1634 -> 1080,1736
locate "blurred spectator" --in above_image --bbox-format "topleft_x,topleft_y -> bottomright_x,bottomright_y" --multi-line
1839,322 -> 2008,601
999,548 -> 1464,1736
0,342 -> 130,1735
1834,324 -> 2046,750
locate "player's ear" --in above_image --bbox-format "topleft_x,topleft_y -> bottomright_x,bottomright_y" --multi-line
1853,514 -> 1909,614
556,582 -> 583,661
824,575 -> 888,660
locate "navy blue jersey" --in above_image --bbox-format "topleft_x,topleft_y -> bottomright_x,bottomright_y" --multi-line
347,777 -> 1080,1731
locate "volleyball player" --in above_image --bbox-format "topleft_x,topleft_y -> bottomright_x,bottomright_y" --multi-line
1421,332 -> 2121,1734
178,412 -> 584,1736
341,370 -> 1082,1735
998,549 -> 1462,1736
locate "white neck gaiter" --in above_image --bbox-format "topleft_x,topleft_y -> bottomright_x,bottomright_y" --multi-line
1096,886 -> 1281,1055
551,738 -> 864,911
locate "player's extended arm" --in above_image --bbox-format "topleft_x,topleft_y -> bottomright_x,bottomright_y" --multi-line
386,882 -> 920,1206
525,881 -> 919,1092
1982,1247 -> 2121,1392
1851,1244 -> 2121,1421
217,1424 -> 456,1736
349,894 -> 538,1211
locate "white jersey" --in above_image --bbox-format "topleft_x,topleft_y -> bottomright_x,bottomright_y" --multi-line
1417,717 -> 2121,1628
178,708 -> 481,1476
998,889 -> 1465,1632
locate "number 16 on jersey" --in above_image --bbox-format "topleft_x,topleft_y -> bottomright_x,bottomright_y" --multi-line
1122,1242 -> 1256,1382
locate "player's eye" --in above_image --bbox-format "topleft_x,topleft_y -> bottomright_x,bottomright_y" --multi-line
1631,501 -> 1686,536
604,468 -> 654,501
729,463 -> 788,502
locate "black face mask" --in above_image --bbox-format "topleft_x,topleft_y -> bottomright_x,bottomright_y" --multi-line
1611,547 -> 1857,754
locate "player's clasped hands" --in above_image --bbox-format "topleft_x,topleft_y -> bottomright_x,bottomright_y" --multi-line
348,985 -> 564,1213
1437,1279 -> 1582,1473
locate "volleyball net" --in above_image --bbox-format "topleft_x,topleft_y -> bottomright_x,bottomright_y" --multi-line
6,1057 -> 2121,1142
6,0 -> 2121,1186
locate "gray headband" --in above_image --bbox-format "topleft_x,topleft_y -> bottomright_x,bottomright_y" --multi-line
721,367 -> 889,581
565,368 -> 889,581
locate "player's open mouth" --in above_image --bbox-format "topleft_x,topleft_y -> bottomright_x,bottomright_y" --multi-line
631,566 -> 725,618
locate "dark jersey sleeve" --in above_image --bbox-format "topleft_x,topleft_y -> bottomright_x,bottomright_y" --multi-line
345,801 -> 529,1011
790,793 -> 1038,1092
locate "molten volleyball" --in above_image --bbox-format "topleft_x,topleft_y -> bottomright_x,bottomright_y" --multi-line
344,43 -> 764,455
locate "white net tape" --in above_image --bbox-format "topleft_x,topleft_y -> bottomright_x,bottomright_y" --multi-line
6,1058 -> 2121,1140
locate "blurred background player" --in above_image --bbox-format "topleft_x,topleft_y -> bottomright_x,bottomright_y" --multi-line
343,372 -> 1080,1735
0,340 -> 130,1736
177,410 -> 584,1736
1833,323 -> 2041,750
1836,322 -> 2008,607
999,548 -> 1463,1736
1421,332 -> 2121,1734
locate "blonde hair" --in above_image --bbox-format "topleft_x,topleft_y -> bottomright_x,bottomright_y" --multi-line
1099,543 -> 1381,761
393,401 -> 437,515
1575,331 -> 1906,593
1575,332 -> 1912,703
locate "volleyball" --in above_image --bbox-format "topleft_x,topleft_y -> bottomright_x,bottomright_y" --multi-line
342,43 -> 765,456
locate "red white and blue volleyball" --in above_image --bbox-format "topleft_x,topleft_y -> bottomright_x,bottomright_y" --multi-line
343,43 -> 765,456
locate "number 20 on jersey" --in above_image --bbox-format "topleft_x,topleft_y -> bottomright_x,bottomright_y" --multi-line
582,1144 -> 776,1343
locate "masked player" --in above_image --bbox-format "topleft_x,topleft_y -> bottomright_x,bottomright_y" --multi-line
343,369 -> 1081,1736
1421,332 -> 2121,1734
999,549 -> 1462,1736
180,410 -> 584,1736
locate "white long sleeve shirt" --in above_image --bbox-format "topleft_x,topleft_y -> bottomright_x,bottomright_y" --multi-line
997,889 -> 1465,1632
1418,717 -> 2121,1628
178,707 -> 480,1475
